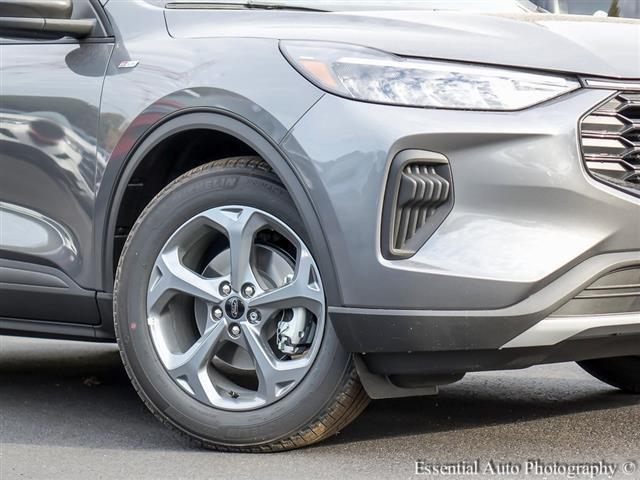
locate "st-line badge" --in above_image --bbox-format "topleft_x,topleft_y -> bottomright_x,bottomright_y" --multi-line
118,60 -> 139,69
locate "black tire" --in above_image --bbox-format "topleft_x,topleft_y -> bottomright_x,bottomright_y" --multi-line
578,357 -> 640,394
114,156 -> 369,452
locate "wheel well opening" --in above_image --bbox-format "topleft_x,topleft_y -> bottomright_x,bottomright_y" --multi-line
112,129 -> 258,275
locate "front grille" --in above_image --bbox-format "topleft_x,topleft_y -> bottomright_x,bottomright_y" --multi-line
553,266 -> 640,316
381,150 -> 453,259
580,92 -> 640,194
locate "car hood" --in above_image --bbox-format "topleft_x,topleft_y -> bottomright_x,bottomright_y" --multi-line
166,9 -> 640,79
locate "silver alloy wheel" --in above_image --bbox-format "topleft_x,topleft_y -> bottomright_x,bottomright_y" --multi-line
146,206 -> 325,411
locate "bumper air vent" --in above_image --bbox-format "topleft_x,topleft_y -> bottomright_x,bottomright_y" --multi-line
580,92 -> 640,196
553,266 -> 640,316
381,150 -> 453,259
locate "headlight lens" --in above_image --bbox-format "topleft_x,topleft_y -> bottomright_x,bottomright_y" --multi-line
280,41 -> 580,111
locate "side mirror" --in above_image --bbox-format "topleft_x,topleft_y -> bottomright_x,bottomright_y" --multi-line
0,0 -> 96,38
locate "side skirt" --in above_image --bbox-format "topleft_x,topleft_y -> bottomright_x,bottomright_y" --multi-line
0,260 -> 115,342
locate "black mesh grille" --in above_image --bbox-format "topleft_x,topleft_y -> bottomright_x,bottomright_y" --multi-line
580,92 -> 640,194
381,151 -> 453,259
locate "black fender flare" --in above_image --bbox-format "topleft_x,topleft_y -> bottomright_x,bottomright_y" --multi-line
99,109 -> 341,306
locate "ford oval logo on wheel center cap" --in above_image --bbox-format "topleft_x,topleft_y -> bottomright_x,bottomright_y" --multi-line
225,297 -> 245,320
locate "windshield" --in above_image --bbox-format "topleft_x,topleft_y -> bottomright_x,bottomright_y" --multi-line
166,0 -> 542,13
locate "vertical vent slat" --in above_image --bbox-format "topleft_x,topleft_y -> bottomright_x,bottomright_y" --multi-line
392,163 -> 451,251
382,150 -> 454,259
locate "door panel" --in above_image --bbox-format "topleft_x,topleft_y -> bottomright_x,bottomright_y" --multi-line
0,30 -> 113,325
0,37 -> 113,323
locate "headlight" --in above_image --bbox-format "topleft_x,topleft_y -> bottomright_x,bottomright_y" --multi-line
280,41 -> 580,111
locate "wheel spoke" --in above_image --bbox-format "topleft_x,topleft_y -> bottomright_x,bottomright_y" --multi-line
201,207 -> 267,291
165,320 -> 225,404
147,247 -> 224,313
249,250 -> 324,317
242,323 -> 310,402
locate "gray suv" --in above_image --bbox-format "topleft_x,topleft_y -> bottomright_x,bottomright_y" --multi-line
1,0 -> 639,452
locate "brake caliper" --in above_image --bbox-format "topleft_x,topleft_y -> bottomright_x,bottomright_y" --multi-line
277,310 -> 314,355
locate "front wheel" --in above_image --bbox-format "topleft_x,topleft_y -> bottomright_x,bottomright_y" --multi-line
578,357 -> 640,394
114,157 -> 369,451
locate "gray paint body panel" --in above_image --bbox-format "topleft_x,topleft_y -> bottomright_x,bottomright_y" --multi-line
0,42 -> 113,286
282,89 -> 640,310
165,9 -> 640,79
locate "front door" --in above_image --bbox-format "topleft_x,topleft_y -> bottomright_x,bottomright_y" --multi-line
0,0 -> 113,324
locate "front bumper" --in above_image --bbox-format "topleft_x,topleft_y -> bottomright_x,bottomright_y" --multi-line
329,251 -> 640,353
281,87 -> 640,356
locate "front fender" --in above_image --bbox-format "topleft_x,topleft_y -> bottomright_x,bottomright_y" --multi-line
94,109 -> 340,308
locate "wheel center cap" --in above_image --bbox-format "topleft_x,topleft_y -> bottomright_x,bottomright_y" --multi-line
225,296 -> 245,320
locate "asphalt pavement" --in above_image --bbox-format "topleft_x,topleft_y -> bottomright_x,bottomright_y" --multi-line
1,335 -> 639,480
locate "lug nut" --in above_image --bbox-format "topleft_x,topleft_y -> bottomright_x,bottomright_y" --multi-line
229,324 -> 241,337
248,310 -> 261,324
220,282 -> 232,297
242,284 -> 255,298
213,307 -> 224,320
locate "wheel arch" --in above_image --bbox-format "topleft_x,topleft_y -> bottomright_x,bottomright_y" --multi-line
98,109 -> 341,306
